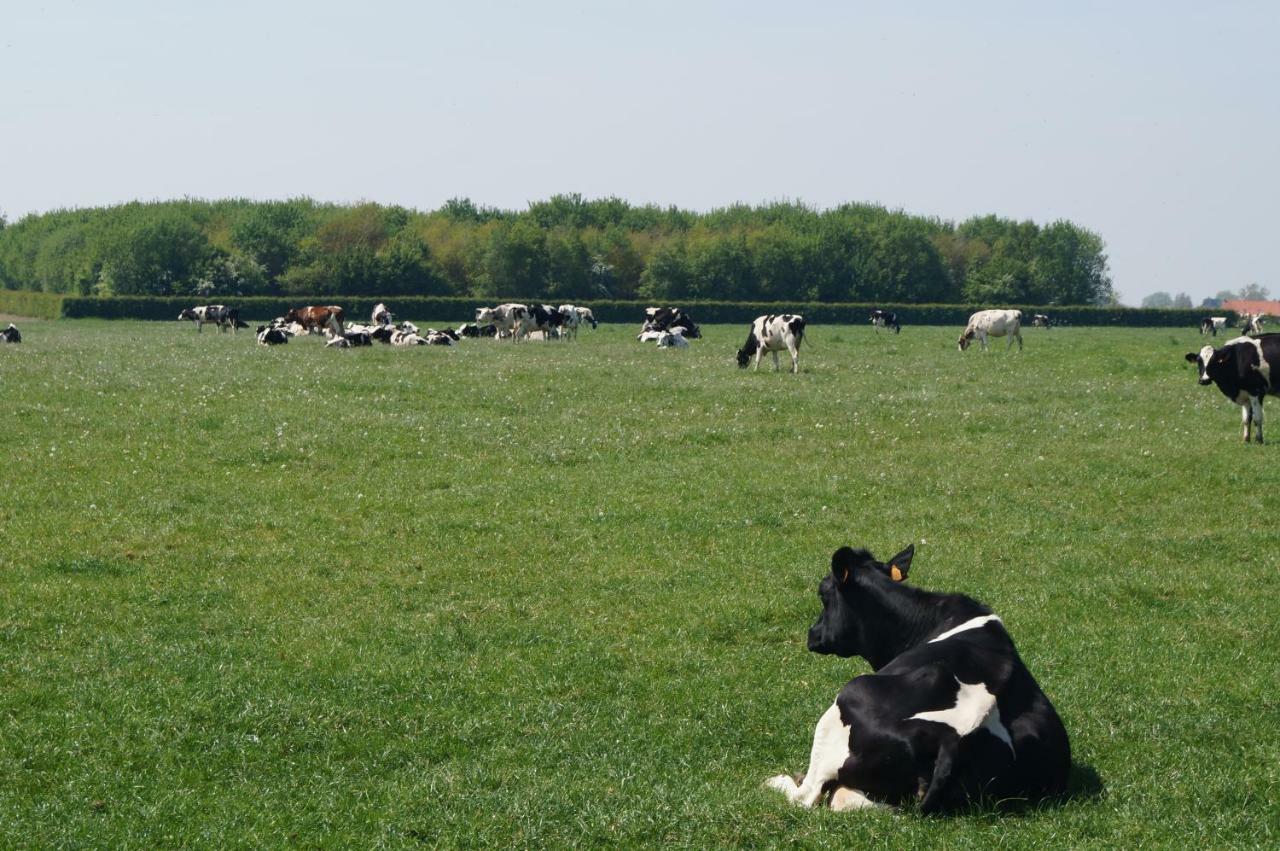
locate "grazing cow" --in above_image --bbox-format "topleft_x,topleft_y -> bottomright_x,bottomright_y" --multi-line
869,309 -> 901,334
476,304 -> 529,341
1200,317 -> 1227,336
178,305 -> 247,333
283,305 -> 345,335
371,302 -> 393,326
255,325 -> 289,346
1242,313 -> 1266,335
1,323 -> 21,343
642,307 -> 701,339
766,544 -> 1070,814
737,314 -> 806,373
1185,334 -> 1280,443
457,323 -> 497,338
959,310 -> 1023,352
1031,314 -> 1051,329
558,305 -> 598,340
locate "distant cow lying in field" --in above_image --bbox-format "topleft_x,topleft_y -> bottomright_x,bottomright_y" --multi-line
959,310 -> 1023,352
1186,333 -> 1280,443
869,309 -> 901,333
178,305 -> 247,333
283,305 -> 345,335
766,544 -> 1071,814
457,323 -> 497,338
1200,317 -> 1227,336
1,323 -> 21,343
737,314 -> 806,373
256,325 -> 289,346
642,307 -> 701,339
1031,314 -> 1051,329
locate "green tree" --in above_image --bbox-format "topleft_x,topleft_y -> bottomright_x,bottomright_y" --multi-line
1141,292 -> 1174,308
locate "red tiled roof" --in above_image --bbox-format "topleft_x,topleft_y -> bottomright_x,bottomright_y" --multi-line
1222,299 -> 1280,316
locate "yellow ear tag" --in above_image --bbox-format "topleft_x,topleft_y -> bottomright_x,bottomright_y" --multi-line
890,566 -> 904,582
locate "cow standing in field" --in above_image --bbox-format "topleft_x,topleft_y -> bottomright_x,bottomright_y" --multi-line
1241,313 -> 1266,335
372,303 -> 394,326
517,304 -> 565,341
1,323 -> 21,343
1200,317 -> 1227,336
869,309 -> 901,334
737,314 -> 806,373
178,305 -> 247,333
476,304 -> 529,341
1186,334 -> 1280,443
959,310 -> 1023,352
558,305 -> 598,339
766,544 -> 1071,814
284,305 -> 345,335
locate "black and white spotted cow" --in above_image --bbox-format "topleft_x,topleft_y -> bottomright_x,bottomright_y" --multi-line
1,323 -> 21,344
959,310 -> 1023,352
371,302 -> 393,326
255,325 -> 289,346
517,304 -> 565,341
737,314 -> 806,373
1031,314 -> 1051,329
476,304 -> 529,341
178,305 -> 246,333
1241,313 -> 1266,335
766,544 -> 1071,814
1200,317 -> 1227,336
457,323 -> 497,338
642,307 -> 702,339
558,305 -> 598,339
1185,333 -> 1280,443
869,309 -> 901,334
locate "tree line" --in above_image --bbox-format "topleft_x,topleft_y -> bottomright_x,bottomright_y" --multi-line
1141,283 -> 1270,310
0,195 -> 1115,305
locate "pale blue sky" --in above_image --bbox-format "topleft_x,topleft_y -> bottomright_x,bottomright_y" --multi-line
3,1 -> 1276,304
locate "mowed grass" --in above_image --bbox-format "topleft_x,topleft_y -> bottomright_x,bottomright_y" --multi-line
0,319 -> 1277,848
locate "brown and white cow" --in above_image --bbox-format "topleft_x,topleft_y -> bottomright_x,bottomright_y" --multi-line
283,305 -> 345,335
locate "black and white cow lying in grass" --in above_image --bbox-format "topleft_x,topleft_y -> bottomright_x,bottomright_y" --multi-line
767,544 -> 1071,814
256,325 -> 289,346
1031,314 -> 1052,329
178,305 -> 248,333
959,309 -> 1022,352
1186,333 -> 1280,443
641,307 -> 701,339
737,314 -> 805,373
1,323 -> 21,343
457,323 -> 498,338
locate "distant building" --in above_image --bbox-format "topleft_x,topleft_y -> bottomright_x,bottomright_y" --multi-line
1222,299 -> 1280,319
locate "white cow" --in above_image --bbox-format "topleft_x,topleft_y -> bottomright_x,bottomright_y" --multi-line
476,304 -> 529,342
959,309 -> 1023,352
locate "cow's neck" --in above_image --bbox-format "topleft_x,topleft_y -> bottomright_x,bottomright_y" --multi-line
855,582 -> 973,671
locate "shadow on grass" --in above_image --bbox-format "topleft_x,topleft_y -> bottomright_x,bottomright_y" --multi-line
986,761 -> 1106,818
42,556 -> 136,578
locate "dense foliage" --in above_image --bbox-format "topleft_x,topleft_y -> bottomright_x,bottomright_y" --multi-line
0,196 -> 1115,305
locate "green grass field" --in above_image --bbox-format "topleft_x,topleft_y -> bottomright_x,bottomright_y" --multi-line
1,319 -> 1277,848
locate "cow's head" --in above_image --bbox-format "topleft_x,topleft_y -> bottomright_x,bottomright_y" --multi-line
178,309 -> 196,322
283,308 -> 303,323
1185,345 -> 1223,385
807,545 -> 915,657
958,330 -> 975,351
476,307 -> 498,323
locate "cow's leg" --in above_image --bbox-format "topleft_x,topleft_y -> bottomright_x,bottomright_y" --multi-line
765,702 -> 850,808
1014,329 -> 1023,351
772,350 -> 780,371
829,786 -> 886,811
753,349 -> 763,371
789,342 -> 799,374
1255,398 -> 1265,444
196,320 -> 203,333
1241,403 -> 1253,443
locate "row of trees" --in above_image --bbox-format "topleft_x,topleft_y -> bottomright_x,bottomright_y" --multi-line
0,195 -> 1115,305
1141,283 -> 1270,309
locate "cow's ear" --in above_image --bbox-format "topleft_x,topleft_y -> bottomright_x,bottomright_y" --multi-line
1184,352 -> 1198,363
886,545 -> 914,582
831,547 -> 866,586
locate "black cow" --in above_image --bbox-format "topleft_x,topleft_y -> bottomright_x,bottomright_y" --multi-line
1,323 -> 21,343
767,544 -> 1071,814
869,309 -> 901,333
1186,333 -> 1280,443
641,307 -> 701,339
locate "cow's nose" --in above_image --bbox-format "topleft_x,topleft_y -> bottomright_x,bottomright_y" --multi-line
1199,377 -> 1213,385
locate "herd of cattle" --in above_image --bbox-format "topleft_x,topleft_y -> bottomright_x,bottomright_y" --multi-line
5,303 -> 1275,442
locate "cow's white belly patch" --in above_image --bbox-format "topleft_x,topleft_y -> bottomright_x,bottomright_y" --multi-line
909,678 -> 1015,754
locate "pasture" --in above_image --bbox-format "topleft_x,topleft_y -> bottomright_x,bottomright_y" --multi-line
1,319 -> 1276,848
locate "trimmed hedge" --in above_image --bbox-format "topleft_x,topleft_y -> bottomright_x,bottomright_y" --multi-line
0,290 -> 66,320
39,295 -> 1235,328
